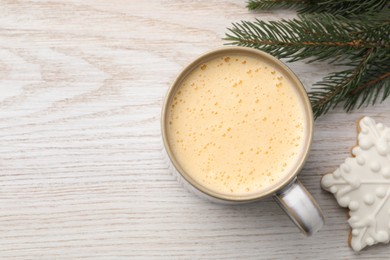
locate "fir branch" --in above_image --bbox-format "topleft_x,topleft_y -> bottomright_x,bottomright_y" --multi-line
346,72 -> 390,110
300,0 -> 388,16
247,0 -> 389,16
351,72 -> 390,98
225,14 -> 389,63
247,0 -> 309,10
226,4 -> 390,117
344,58 -> 390,110
309,49 -> 390,117
309,49 -> 376,118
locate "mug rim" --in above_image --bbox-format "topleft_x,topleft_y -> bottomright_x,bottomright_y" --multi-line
161,46 -> 314,202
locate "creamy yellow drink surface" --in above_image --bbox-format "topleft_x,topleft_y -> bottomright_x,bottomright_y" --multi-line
167,55 -> 307,197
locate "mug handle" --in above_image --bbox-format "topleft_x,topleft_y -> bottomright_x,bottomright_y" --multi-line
273,179 -> 324,236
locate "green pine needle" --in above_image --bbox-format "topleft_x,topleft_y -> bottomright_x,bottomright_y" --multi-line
225,10 -> 390,118
247,0 -> 389,16
225,14 -> 389,63
343,54 -> 390,111
300,0 -> 388,16
309,49 -> 380,118
247,0 -> 308,10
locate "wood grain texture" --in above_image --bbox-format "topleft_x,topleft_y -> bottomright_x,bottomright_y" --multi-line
0,1 -> 389,259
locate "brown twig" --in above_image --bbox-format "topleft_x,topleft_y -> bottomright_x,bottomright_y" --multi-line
238,39 -> 388,49
350,71 -> 390,95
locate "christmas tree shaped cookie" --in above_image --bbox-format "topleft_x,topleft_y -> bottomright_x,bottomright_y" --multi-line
321,117 -> 390,251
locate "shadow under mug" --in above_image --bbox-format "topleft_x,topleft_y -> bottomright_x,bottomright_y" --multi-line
161,47 -> 324,236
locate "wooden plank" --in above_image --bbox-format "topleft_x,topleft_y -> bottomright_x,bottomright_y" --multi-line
0,1 -> 389,258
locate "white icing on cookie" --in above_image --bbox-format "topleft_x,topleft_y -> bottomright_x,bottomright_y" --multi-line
321,116 -> 390,251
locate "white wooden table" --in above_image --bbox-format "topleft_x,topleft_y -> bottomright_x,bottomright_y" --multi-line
1,1 -> 389,259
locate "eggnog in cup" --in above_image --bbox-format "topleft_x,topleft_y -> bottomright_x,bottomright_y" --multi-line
162,47 -> 323,235
167,55 -> 307,197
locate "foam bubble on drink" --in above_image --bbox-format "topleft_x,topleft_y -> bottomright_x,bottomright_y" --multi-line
167,55 -> 307,196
